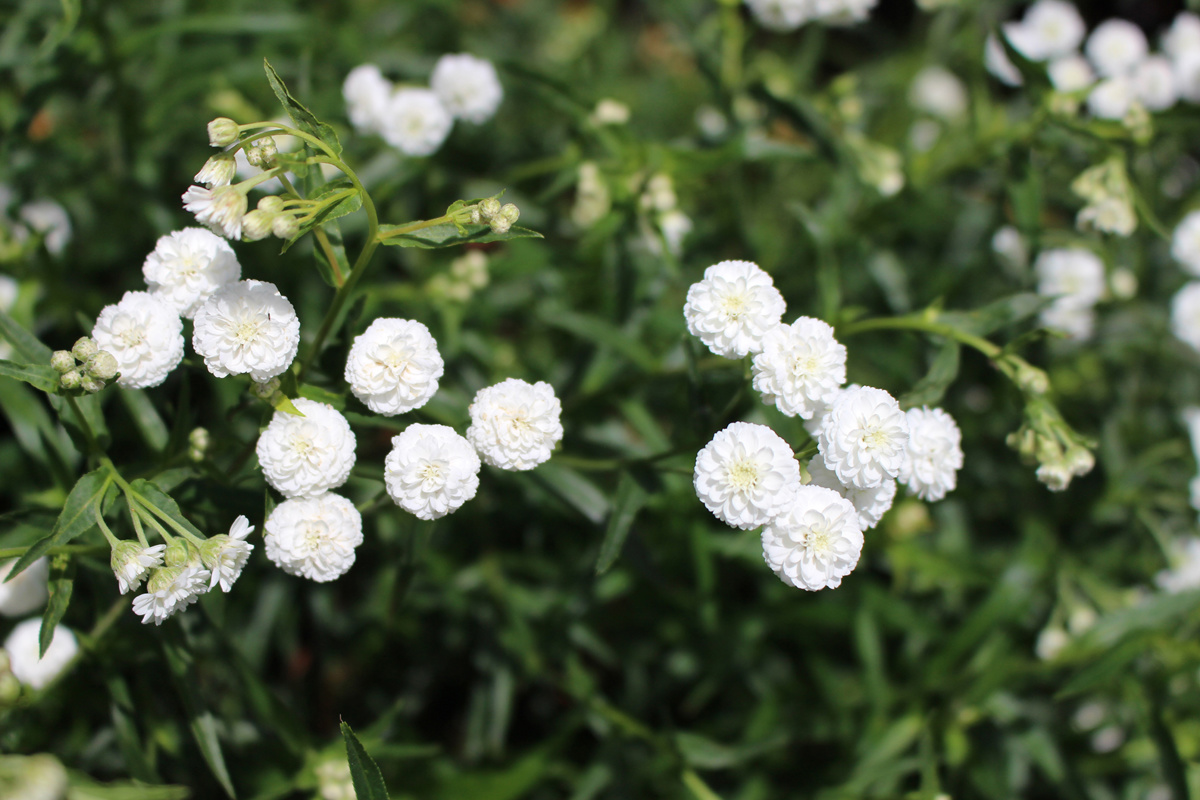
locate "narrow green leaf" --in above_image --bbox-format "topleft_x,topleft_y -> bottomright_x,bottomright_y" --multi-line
118,387 -> 169,452
536,307 -> 657,371
107,675 -> 160,783
341,721 -> 390,800
308,219 -> 351,288
162,635 -> 237,798
7,467 -> 109,581
681,769 -> 724,800
129,479 -> 204,540
530,463 -> 610,525
0,378 -> 76,487
0,308 -> 53,364
301,179 -> 363,232
595,473 -> 647,575
262,58 -> 341,156
899,341 -> 960,410
50,391 -> 110,454
62,774 -> 190,799
39,553 -> 74,657
297,383 -> 346,409
0,360 -> 59,392
377,222 -> 542,249
938,293 -> 1054,337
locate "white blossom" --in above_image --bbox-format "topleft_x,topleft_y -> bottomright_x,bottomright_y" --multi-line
693,421 -> 801,530
264,492 -> 363,582
256,398 -> 356,499
992,225 -> 1028,270
16,200 -> 72,255
1077,196 -> 1136,237
466,378 -> 563,471
431,53 -> 503,124
91,291 -> 185,389
344,318 -> 444,415
908,66 -> 968,120
761,485 -> 864,591
379,89 -> 453,157
343,64 -> 393,134
3,618 -> 77,689
1165,13 -> 1200,62
131,565 -> 209,626
751,317 -> 846,419
684,260 -> 786,359
817,386 -> 910,490
142,227 -> 241,319
814,0 -> 877,26
743,0 -> 817,31
1085,19 -> 1148,78
200,516 -> 255,592
385,424 -> 481,520
1132,56 -> 1178,111
898,407 -> 963,501
1049,54 -> 1096,92
1170,281 -> 1200,353
806,454 -> 895,530
572,162 -> 611,228
1175,51 -> 1200,104
1035,247 -> 1106,338
1041,303 -> 1096,341
985,33 -> 1023,87
1012,0 -> 1086,61
1171,211 -> 1200,276
0,558 -> 49,617
1087,76 -> 1135,120
192,279 -> 300,382
181,185 -> 247,241
1155,537 -> 1200,593
110,543 -> 165,595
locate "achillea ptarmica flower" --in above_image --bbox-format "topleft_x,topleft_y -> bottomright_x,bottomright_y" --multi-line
466,378 -> 564,471
0,558 -> 48,617
1085,19 -> 1148,79
1132,56 -> 1178,112
806,454 -> 895,530
379,89 -> 453,157
694,421 -> 801,530
142,227 -> 242,319
343,64 -> 392,135
1165,12 -> 1200,62
1035,248 -> 1106,339
908,66 -> 968,120
751,317 -> 846,419
200,516 -> 255,592
761,485 -> 864,591
192,279 -> 300,382
194,153 -> 238,188
182,185 -> 248,241
1006,0 -> 1086,62
344,318 -> 444,416
684,260 -> 786,359
1155,537 -> 1200,593
1048,55 -> 1096,93
385,424 -> 481,520
985,33 -> 1023,87
131,565 -> 210,626
1087,77 -> 1135,120
1171,282 -> 1200,352
91,291 -> 185,389
1171,211 -> 1200,276
3,618 -> 78,689
256,398 -> 356,499
818,386 -> 910,490
898,407 -> 964,502
264,492 -> 363,582
431,53 -> 503,124
110,542 -> 166,595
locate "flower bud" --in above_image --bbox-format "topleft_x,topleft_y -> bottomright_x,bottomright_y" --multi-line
163,539 -> 191,568
477,197 -> 501,220
81,375 -> 105,393
1015,364 -> 1050,396
194,153 -> 238,188
50,350 -> 75,374
469,208 -> 482,224
188,427 -> 210,463
489,216 -> 513,235
86,350 -> 119,381
1036,462 -> 1073,492
251,377 -> 282,400
246,137 -> 279,169
257,196 -> 285,214
242,210 -> 274,241
71,337 -> 97,362
59,370 -> 82,391
207,117 -> 240,148
499,203 -> 519,223
272,214 -> 300,241
1065,446 -> 1095,478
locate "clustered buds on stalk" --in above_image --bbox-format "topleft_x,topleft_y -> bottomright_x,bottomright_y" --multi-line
1007,396 -> 1096,491
467,197 -> 520,234
188,427 -> 210,462
1072,157 -> 1136,237
241,196 -> 302,242
52,337 -> 118,394
245,137 -> 279,169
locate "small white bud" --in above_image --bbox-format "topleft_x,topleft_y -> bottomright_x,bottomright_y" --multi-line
251,377 -> 282,400
272,214 -> 300,240
242,210 -> 274,241
85,350 -> 119,381
194,153 -> 238,188
50,351 -> 75,374
257,196 -> 285,213
71,337 -> 97,362
477,197 -> 501,220
59,370 -> 82,391
207,117 -> 240,148
80,375 -> 105,394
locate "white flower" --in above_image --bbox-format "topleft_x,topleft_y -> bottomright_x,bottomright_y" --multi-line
16,200 -> 72,255
131,565 -> 209,625
1041,303 -> 1096,340
385,424 -> 481,520
1155,537 -> 1200,593
590,98 -> 631,125
200,516 -> 255,592
985,33 -> 1023,87
1013,0 -> 1086,61
693,421 -> 801,530
194,153 -> 238,188
344,318 -> 444,415
818,386 -> 910,490
908,66 -> 968,120
1170,281 -> 1200,352
1085,19 -> 1148,78
1035,248 -> 1106,307
1165,12 -> 1200,62
658,209 -> 693,256
256,398 -> 356,499
1175,51 -> 1200,104
743,0 -> 817,32
182,185 -> 247,241
761,485 -> 864,591
0,558 -> 48,617
431,53 -> 503,124
91,291 -> 185,389
1087,76 -> 1135,120
264,492 -> 363,582
192,279 -> 300,382
3,618 -> 77,689
1077,197 -> 1136,237
814,0 -> 877,25
572,162 -> 611,228
806,454 -> 895,530
991,225 -> 1028,270
1036,626 -> 1070,660
466,378 -> 564,471
1049,54 -> 1096,92
343,64 -> 393,134
110,543 -> 165,595
751,317 -> 846,419
684,260 -> 786,359
1132,56 -> 1178,111
898,407 -> 963,501
1171,211 -> 1200,276
379,89 -> 453,157
142,227 -> 242,319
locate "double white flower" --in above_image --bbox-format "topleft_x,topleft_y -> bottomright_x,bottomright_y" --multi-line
344,318 -> 444,415
142,227 -> 241,319
467,378 -> 563,471
898,407 -> 964,502
684,260 -> 786,359
751,316 -> 846,419
761,485 -> 864,591
693,421 -> 800,530
385,424 -> 481,520
817,386 -> 910,490
91,291 -> 185,389
264,492 -> 363,582
256,398 -> 357,499
192,279 -> 300,382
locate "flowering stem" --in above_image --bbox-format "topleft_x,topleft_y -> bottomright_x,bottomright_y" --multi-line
94,506 -> 120,549
0,544 -> 105,560
126,493 -> 149,547
313,227 -> 345,286
717,0 -> 744,94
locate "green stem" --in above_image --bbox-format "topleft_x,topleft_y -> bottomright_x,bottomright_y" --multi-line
65,394 -> 102,457
839,313 -> 1003,359
0,544 -> 107,560
718,0 -> 744,95
313,226 -> 345,286
94,506 -> 120,549
126,493 -> 149,547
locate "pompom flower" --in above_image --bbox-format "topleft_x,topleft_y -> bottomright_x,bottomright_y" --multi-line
466,378 -> 564,471
1132,56 -> 1178,112
343,64 -> 392,135
751,316 -> 847,419
431,53 -> 504,124
3,618 -> 78,689
200,515 -> 255,592
1171,211 -> 1200,276
110,543 -> 165,595
0,558 -> 49,617
898,407 -> 964,502
344,318 -> 444,415
1007,0 -> 1086,62
91,290 -> 185,389
693,421 -> 801,530
684,260 -> 786,359
908,66 -> 968,120
761,485 -> 865,591
379,89 -> 453,157
1048,55 -> 1096,92
142,227 -> 242,319
1087,77 -> 1135,120
743,0 -> 816,32
806,454 -> 895,530
256,398 -> 356,499
1035,247 -> 1105,340
264,492 -> 363,582
818,386 -> 910,490
192,279 -> 300,382
181,185 -> 247,241
385,424 -> 481,520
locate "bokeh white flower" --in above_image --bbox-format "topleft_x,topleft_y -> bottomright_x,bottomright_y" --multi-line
1170,281 -> 1200,352
264,492 -> 363,582
91,290 -> 185,389
385,424 -> 481,520
379,89 -> 453,157
1085,19 -> 1148,78
430,53 -> 503,124
16,200 -> 72,255
256,398 -> 356,499
4,618 -> 78,689
908,66 -> 968,120
1171,211 -> 1200,276
0,558 -> 49,617
343,64 -> 392,135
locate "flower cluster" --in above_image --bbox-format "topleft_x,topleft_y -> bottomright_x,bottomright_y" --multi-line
744,0 -> 879,33
425,250 -> 490,302
0,188 -> 72,257
1034,247 -> 1106,341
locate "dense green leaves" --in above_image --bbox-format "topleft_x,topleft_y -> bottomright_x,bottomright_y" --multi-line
38,553 -> 74,658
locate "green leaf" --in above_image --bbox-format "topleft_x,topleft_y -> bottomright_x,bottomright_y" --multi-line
937,294 -> 1054,337
301,179 -> 363,232
681,769 -> 724,800
162,634 -> 237,798
118,388 -> 169,452
341,721 -> 390,800
39,553 -> 74,657
297,383 -> 346,410
377,222 -> 542,249
0,359 -> 59,392
63,772 -> 190,800
536,307 -> 657,371
107,675 -> 160,784
0,308 -> 53,364
129,479 -> 204,540
530,463 -> 610,525
595,472 -> 647,575
0,378 -> 76,487
899,341 -> 960,410
6,467 -> 109,581
50,391 -> 110,454
262,58 -> 341,157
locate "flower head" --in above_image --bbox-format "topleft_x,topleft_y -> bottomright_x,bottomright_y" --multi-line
806,454 -> 895,530
751,317 -> 847,419
1132,56 -> 1178,112
3,618 -> 78,689
344,318 -> 444,415
192,279 -> 300,382
385,424 -> 481,520
182,185 -> 247,241
431,54 -> 503,124
1087,76 -> 1135,120
110,542 -> 166,595
1035,248 -> 1106,340
817,386 -> 910,490
1156,537 -> 1200,593
256,398 -> 356,499
0,558 -> 49,617
1171,211 -> 1200,276
1049,54 -> 1096,92
200,516 -> 255,592
743,0 -> 816,32
1085,19 -> 1148,78
909,66 -> 968,120
466,378 -> 563,471
694,421 -> 801,530
898,407 -> 963,501
684,260 -> 786,359
761,485 -> 864,591
131,565 -> 210,626
379,89 -> 453,157
343,64 -> 392,135
264,492 -> 363,582
194,153 -> 238,188
142,227 -> 242,318
91,291 -> 185,389
1009,0 -> 1086,62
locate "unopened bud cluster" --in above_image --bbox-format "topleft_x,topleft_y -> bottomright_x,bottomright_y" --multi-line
1007,396 -> 1096,491
243,196 -> 302,242
468,197 -> 520,234
52,337 -> 118,394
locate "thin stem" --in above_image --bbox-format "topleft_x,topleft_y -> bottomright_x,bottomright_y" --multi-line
0,544 -> 107,560
839,313 -> 1002,359
94,506 -> 120,549
126,493 -> 149,547
313,227 -> 345,286
65,394 -> 102,457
